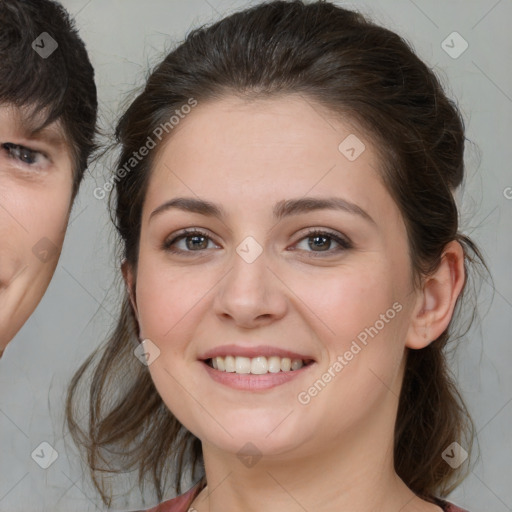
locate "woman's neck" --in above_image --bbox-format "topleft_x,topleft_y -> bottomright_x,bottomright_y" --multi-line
192,428 -> 441,512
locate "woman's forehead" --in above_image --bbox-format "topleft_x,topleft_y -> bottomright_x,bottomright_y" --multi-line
141,108 -> 406,242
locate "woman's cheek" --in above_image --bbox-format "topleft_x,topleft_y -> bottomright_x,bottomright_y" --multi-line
135,262 -> 207,341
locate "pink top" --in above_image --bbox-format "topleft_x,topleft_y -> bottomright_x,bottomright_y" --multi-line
144,482 -> 470,512
143,483 -> 200,511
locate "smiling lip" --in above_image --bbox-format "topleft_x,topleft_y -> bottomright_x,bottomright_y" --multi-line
202,362 -> 314,390
199,344 -> 316,391
199,344 -> 314,362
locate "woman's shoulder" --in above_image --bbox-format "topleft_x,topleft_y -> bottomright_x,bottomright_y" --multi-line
142,481 -> 204,512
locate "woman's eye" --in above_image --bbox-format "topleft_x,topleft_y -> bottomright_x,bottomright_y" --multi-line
163,229 -> 352,257
1,142 -> 46,167
163,230 -> 218,254
293,230 -> 352,256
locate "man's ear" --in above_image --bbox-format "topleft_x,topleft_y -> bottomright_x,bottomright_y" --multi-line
121,259 -> 139,320
406,240 -> 466,349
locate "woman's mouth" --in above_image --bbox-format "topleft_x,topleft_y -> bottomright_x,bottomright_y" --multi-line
206,355 -> 314,374
199,345 -> 316,390
201,351 -> 316,391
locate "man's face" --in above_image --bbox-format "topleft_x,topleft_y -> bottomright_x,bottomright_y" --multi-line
0,104 -> 74,355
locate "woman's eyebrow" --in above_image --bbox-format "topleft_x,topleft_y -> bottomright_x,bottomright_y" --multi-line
149,196 -> 376,226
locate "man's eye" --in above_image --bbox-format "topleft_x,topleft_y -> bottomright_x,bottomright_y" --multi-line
2,142 -> 45,166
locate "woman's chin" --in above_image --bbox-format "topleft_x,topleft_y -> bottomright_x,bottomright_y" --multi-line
196,421 -> 315,461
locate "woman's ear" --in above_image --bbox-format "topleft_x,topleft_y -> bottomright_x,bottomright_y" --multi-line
405,240 -> 466,349
121,259 -> 139,320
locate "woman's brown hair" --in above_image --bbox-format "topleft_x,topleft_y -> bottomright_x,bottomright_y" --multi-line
66,0 -> 489,506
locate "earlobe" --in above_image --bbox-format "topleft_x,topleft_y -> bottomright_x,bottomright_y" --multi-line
121,259 -> 139,319
405,240 -> 466,350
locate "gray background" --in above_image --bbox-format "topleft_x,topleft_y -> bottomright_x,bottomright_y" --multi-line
0,0 -> 511,510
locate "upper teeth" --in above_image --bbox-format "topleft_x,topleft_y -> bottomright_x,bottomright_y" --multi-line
210,356 -> 305,374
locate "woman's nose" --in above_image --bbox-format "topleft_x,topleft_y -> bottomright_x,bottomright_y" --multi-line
212,239 -> 288,328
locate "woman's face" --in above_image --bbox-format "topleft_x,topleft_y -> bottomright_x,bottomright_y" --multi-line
129,95 -> 420,460
0,105 -> 73,354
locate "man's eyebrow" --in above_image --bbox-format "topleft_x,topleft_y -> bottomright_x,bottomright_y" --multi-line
149,196 -> 376,225
28,124 -> 67,149
10,108 -> 68,150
